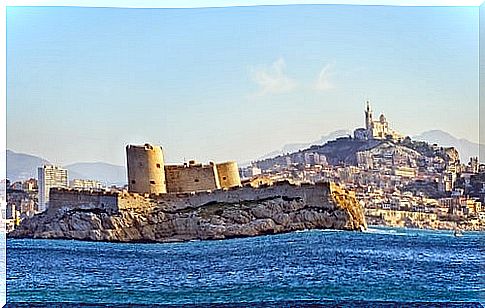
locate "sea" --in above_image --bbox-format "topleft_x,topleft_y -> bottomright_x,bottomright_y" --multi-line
5,227 -> 485,307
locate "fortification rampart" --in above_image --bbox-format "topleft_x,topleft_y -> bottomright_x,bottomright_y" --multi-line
182,181 -> 332,208
118,192 -> 155,211
165,163 -> 220,193
48,188 -> 119,214
46,181 -> 336,214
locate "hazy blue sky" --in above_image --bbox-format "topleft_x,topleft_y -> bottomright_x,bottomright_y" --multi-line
7,4 -> 479,166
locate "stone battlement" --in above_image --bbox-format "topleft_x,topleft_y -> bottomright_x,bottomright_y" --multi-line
47,181 -> 334,214
126,143 -> 241,195
48,188 -> 120,215
50,187 -> 119,196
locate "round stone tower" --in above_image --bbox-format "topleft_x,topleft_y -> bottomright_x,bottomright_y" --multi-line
216,161 -> 241,189
126,143 -> 167,194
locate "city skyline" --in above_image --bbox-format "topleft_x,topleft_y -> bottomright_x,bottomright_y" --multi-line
7,4 -> 480,166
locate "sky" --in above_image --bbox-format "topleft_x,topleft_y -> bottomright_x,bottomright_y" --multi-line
6,4 -> 480,166
481,2 -> 485,160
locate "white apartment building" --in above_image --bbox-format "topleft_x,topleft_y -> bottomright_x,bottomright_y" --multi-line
70,179 -> 104,190
38,165 -> 68,212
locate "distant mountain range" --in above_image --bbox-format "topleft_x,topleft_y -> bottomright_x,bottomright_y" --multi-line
6,150 -> 50,182
6,129 -> 483,183
6,150 -> 127,185
257,129 -> 352,160
412,130 -> 483,163
64,162 -> 127,186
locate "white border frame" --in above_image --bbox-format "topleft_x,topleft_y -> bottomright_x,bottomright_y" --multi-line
1,1 -> 483,306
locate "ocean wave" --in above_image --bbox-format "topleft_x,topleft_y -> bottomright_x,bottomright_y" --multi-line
363,228 -> 411,237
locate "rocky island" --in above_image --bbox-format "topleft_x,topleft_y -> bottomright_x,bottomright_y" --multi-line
9,181 -> 367,242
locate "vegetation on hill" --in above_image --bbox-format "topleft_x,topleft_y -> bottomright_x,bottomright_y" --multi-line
399,136 -> 457,162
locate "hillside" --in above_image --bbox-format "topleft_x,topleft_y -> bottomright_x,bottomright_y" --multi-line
6,150 -> 50,181
254,135 -> 462,171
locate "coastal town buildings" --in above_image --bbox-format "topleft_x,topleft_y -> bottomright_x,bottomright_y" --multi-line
248,103 -> 485,230
5,175 -> 109,231
70,179 -> 104,190
22,178 -> 38,192
239,165 -> 262,180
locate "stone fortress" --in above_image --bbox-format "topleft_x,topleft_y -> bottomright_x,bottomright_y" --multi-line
354,101 -> 403,141
126,144 -> 242,195
10,144 -> 367,242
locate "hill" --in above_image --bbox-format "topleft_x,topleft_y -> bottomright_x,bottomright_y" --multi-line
413,130 -> 483,162
257,129 -> 351,161
6,150 -> 50,182
6,150 -> 126,185
64,162 -> 126,186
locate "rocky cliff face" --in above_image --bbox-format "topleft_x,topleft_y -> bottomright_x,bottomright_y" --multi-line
9,183 -> 367,243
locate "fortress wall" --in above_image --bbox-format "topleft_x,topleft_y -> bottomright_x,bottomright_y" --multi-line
165,164 -> 220,193
126,144 -> 166,194
47,189 -> 119,214
45,182 -> 334,215
216,161 -> 241,189
149,181 -> 333,212
118,192 -> 155,211
300,182 -> 335,208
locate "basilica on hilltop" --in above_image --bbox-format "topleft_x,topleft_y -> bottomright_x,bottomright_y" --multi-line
354,101 -> 403,141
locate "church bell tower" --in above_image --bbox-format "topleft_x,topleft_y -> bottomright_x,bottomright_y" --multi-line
365,101 -> 373,131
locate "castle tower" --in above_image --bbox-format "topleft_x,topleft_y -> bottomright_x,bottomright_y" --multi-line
365,101 -> 373,130
216,161 -> 242,189
126,143 -> 167,194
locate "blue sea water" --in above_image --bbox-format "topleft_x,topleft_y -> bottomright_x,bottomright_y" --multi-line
5,227 -> 485,305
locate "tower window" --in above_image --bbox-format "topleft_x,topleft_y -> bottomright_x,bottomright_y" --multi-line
222,176 -> 227,180
131,180 -> 136,184
194,179 -> 200,183
156,163 -> 161,168
150,180 -> 156,185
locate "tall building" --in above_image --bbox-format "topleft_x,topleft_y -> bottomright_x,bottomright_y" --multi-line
38,165 -> 68,212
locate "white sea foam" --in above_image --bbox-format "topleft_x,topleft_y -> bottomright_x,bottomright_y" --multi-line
363,228 -> 410,236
